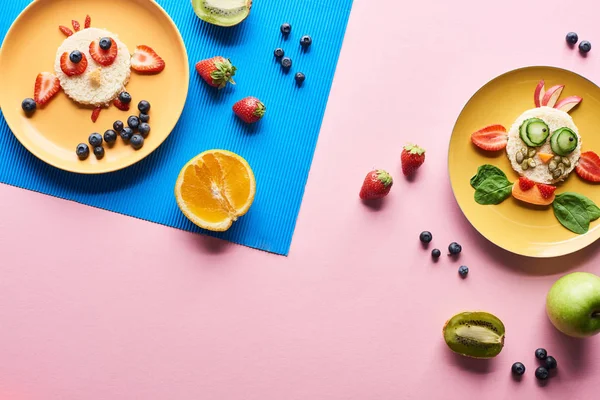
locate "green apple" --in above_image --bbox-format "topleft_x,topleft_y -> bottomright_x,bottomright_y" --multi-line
546,272 -> 600,338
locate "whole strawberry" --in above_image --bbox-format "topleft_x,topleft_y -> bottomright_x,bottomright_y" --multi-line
401,144 -> 426,176
359,170 -> 393,200
233,97 -> 265,123
196,57 -> 236,89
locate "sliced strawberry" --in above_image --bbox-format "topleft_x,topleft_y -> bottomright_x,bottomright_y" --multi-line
60,52 -> 88,76
113,98 -> 130,111
536,183 -> 557,199
471,124 -> 508,151
34,72 -> 60,106
84,15 -> 91,29
72,20 -> 80,32
576,151 -> 600,183
131,45 -> 165,74
519,176 -> 535,191
91,107 -> 102,122
59,25 -> 73,37
89,38 -> 118,66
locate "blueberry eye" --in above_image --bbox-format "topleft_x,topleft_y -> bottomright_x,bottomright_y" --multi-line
69,50 -> 82,64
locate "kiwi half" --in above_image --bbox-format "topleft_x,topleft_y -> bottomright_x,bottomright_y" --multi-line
442,311 -> 505,359
192,0 -> 253,27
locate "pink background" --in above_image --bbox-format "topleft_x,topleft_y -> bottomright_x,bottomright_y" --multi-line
1,0 -> 599,398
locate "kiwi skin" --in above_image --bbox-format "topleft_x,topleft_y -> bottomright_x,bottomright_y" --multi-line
442,311 -> 506,359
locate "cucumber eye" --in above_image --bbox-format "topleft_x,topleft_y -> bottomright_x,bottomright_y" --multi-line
549,127 -> 578,156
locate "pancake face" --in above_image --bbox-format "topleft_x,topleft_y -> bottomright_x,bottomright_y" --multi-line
506,107 -> 581,184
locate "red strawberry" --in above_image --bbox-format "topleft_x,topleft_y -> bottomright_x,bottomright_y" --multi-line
89,38 -> 118,66
59,25 -> 73,37
233,97 -> 265,123
131,45 -> 165,73
471,124 -> 508,151
359,170 -> 393,200
34,72 -> 60,106
72,20 -> 80,32
60,51 -> 88,76
113,98 -> 130,111
91,107 -> 102,122
576,151 -> 600,183
536,183 -> 557,199
195,57 -> 236,89
401,144 -> 426,176
519,176 -> 535,191
84,15 -> 91,29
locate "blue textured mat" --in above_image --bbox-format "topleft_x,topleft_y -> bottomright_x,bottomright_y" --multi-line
0,0 -> 353,255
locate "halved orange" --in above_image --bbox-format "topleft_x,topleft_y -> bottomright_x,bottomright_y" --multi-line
175,150 -> 256,231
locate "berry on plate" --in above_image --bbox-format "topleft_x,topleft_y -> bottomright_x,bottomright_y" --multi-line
34,72 -> 61,106
138,122 -> 151,138
359,170 -> 393,200
118,91 -> 132,104
576,151 -> 600,182
76,143 -> 90,160
60,51 -> 88,76
21,98 -> 37,113
138,100 -> 151,113
471,124 -> 508,151
93,146 -> 105,159
130,134 -> 144,150
89,37 -> 117,66
72,20 -> 80,32
401,143 -> 426,176
131,45 -> 165,74
518,176 -> 535,191
59,25 -> 73,37
536,183 -> 557,199
113,98 -> 130,111
84,15 -> 91,29
233,97 -> 266,124
196,57 -> 236,89
91,106 -> 102,123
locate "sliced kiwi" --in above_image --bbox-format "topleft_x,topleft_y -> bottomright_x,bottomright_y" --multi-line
442,311 -> 505,359
550,127 -> 578,156
192,0 -> 252,27
519,118 -> 549,147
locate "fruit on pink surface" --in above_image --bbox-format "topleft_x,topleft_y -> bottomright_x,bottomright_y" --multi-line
534,80 -> 546,107
541,85 -> 564,107
401,144 -> 426,176
359,170 -> 393,200
554,95 -> 582,113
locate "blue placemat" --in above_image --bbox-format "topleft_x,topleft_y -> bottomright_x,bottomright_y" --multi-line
0,0 -> 353,255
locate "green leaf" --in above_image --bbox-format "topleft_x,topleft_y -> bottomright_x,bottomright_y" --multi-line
562,193 -> 600,222
474,175 -> 513,205
553,193 -> 591,234
470,165 -> 507,189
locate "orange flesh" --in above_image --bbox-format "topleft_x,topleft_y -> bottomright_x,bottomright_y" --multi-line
511,182 -> 554,206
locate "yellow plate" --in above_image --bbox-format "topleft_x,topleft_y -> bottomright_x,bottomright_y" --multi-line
0,0 -> 189,174
449,66 -> 600,258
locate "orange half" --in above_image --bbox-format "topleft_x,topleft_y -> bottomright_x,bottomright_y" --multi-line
175,150 -> 256,231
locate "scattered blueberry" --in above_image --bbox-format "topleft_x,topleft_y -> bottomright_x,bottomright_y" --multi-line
93,146 -> 105,159
88,132 -> 103,147
139,113 -> 150,123
566,32 -> 578,45
138,122 -> 151,138
21,98 -> 36,113
119,91 -> 132,104
69,50 -> 83,64
295,72 -> 305,85
300,35 -> 312,48
138,100 -> 151,114
511,362 -> 526,376
458,265 -> 469,278
535,348 -> 547,360
419,231 -> 433,243
579,40 -> 592,53
127,115 -> 140,131
113,120 -> 124,132
274,48 -> 285,58
448,242 -> 462,255
103,129 -> 117,144
280,23 -> 291,35
535,367 -> 549,381
76,143 -> 89,160
130,134 -> 144,150
431,249 -> 441,259
120,127 -> 134,141
545,356 -> 557,370
281,57 -> 292,69
99,37 -> 112,50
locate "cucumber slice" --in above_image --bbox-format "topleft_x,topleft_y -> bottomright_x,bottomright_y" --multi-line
519,118 -> 549,147
519,120 -> 536,147
550,127 -> 578,156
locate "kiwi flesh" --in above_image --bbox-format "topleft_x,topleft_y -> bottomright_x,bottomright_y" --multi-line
192,0 -> 253,27
442,311 -> 505,359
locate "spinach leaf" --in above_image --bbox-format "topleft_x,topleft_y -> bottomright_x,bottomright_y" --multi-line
474,175 -> 513,205
470,165 -> 507,189
553,193 -> 590,234
567,193 -> 600,221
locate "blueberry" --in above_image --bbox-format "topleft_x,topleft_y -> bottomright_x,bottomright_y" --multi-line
458,265 -> 469,278
295,72 -> 305,85
281,57 -> 292,69
511,362 -> 526,376
280,23 -> 291,35
93,146 -> 105,159
88,132 -> 103,147
448,242 -> 462,255
113,120 -> 124,132
579,40 -> 591,53
130,134 -> 144,150
118,91 -> 131,104
138,122 -> 151,138
69,50 -> 82,64
274,48 -> 285,58
120,127 -> 134,141
535,348 -> 547,360
566,32 -> 578,45
535,367 -> 549,381
127,115 -> 140,131
419,231 -> 433,243
21,98 -> 36,113
139,113 -> 150,123
545,356 -> 557,370
431,249 -> 441,259
103,129 -> 117,144
76,143 -> 89,160
138,100 -> 151,114
99,37 -> 112,50
300,35 -> 312,48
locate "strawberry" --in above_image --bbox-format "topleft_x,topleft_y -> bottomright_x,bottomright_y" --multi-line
196,57 -> 236,89
233,97 -> 265,123
471,124 -> 508,151
131,45 -> 165,73
576,151 -> 600,183
34,72 -> 60,106
84,15 -> 91,29
519,176 -> 535,191
72,20 -> 80,32
91,107 -> 102,123
359,170 -> 393,200
401,144 -> 426,176
60,51 -> 88,76
59,25 -> 73,37
536,183 -> 557,199
89,38 -> 117,66
113,98 -> 130,111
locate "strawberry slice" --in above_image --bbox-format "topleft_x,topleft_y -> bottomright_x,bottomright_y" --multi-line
84,15 -> 91,29
91,107 -> 102,122
471,124 -> 508,151
519,176 -> 535,191
34,72 -> 60,106
576,151 -> 600,183
536,183 -> 557,199
113,98 -> 130,111
60,52 -> 88,76
131,45 -> 165,74
89,38 -> 118,66
72,20 -> 80,32
59,25 -> 73,37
